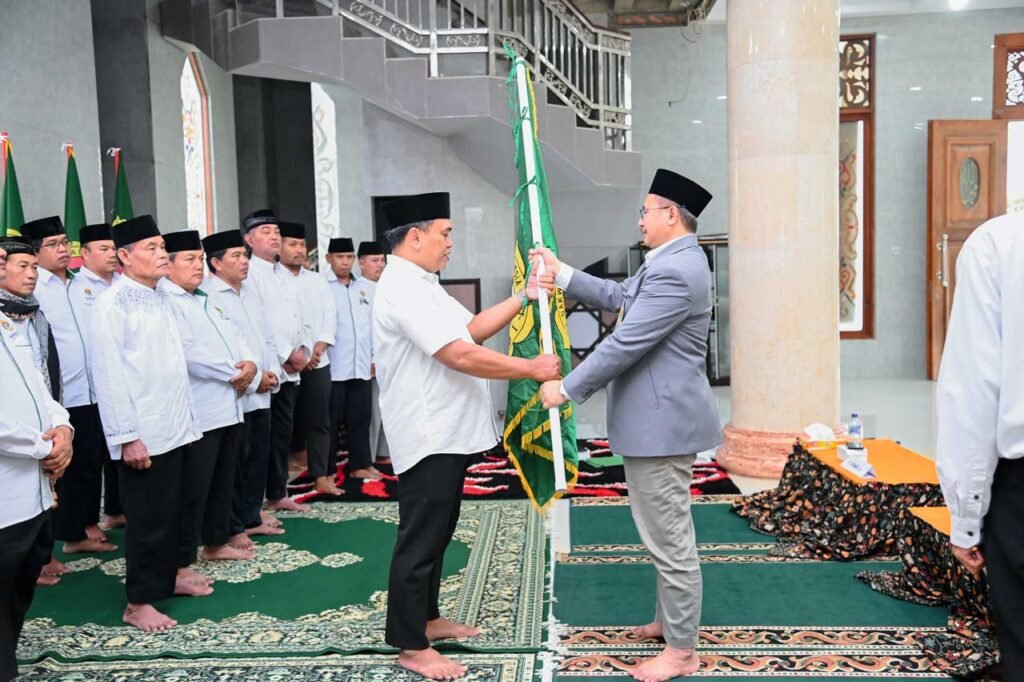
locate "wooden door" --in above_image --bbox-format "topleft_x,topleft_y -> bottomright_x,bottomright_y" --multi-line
927,120 -> 1007,379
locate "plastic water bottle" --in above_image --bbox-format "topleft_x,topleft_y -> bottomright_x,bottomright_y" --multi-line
848,413 -> 864,450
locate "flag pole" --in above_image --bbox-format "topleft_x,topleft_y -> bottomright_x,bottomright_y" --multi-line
513,56 -> 567,492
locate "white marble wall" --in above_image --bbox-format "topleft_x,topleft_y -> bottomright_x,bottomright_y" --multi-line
627,7 -> 1024,379
0,0 -> 104,224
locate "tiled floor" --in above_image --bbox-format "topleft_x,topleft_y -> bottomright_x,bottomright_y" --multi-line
573,379 -> 938,496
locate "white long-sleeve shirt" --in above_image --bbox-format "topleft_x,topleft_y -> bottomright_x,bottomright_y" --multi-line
327,272 -> 374,381
286,267 -> 336,370
34,267 -> 94,407
90,275 -> 202,459
160,278 -> 256,433
936,212 -> 1024,548
0,311 -> 72,529
205,274 -> 280,413
247,256 -> 309,383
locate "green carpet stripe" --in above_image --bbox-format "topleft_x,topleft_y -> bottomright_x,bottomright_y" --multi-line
570,502 -> 772,548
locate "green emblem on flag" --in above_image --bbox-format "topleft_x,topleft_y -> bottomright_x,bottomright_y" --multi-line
502,45 -> 579,512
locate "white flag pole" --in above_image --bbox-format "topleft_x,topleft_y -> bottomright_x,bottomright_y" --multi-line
513,57 -> 567,492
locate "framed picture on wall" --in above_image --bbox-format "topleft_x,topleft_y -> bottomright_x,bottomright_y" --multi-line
440,278 -> 482,314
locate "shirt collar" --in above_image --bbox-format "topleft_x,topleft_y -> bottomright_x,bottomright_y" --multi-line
208,274 -> 235,293
644,234 -> 696,263
158,278 -> 190,297
250,256 -> 276,273
387,254 -> 439,284
36,268 -> 68,287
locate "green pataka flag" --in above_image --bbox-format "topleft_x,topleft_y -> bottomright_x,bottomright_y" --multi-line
64,146 -> 87,268
1,136 -> 26,237
110,148 -> 134,225
502,46 -> 578,512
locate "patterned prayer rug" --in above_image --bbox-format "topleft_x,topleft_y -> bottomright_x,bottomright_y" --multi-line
19,653 -> 536,681
19,501 -> 545,663
288,443 -> 740,503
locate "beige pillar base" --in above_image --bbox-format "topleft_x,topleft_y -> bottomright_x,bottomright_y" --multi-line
716,423 -> 801,479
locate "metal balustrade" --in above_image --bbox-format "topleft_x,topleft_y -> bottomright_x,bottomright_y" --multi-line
233,0 -> 631,149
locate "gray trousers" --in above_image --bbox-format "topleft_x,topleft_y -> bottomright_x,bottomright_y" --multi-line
369,378 -> 390,461
622,454 -> 702,649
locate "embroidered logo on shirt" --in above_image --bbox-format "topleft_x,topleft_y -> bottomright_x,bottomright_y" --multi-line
83,288 -> 93,296
0,320 -> 12,333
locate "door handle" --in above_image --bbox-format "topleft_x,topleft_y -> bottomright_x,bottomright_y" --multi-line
935,234 -> 949,288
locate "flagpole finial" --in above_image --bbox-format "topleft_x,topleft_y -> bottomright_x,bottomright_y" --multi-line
106,147 -> 121,157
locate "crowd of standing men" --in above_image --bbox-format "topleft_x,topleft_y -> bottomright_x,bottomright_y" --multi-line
0,210 -> 390,679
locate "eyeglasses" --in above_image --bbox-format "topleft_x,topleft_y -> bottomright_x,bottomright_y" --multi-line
638,206 -> 674,218
41,238 -> 71,249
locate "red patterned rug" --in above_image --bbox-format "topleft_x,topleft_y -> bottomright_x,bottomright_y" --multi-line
287,440 -> 739,504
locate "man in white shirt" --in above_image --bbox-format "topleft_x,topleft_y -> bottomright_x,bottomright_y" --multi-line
161,230 -> 259,588
91,215 -> 205,633
69,223 -> 125,532
204,230 -> 283,547
325,238 -> 378,489
0,241 -> 74,682
23,217 -> 116,556
358,240 -> 390,465
278,222 -> 335,493
373,192 -> 560,680
936,212 -> 1024,680
241,209 -> 311,513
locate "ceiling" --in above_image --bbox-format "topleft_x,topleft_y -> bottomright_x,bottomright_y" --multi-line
704,0 -> 1024,22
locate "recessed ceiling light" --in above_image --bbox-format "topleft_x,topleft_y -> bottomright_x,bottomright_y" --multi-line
971,96 -> 984,102
716,95 -> 728,100
691,120 -> 703,125
909,86 -> 923,91
948,0 -> 969,10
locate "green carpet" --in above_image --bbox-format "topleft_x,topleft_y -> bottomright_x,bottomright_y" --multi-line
20,500 -> 546,662
20,653 -> 537,680
556,501 -> 953,680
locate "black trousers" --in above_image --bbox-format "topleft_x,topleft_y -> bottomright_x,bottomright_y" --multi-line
54,404 -> 105,542
0,510 -> 51,682
119,447 -> 186,604
292,366 -> 333,478
385,453 -> 471,651
231,409 -> 272,536
179,423 -> 245,567
324,379 -> 372,476
101,457 -> 122,518
985,457 -> 1024,682
266,381 -> 299,502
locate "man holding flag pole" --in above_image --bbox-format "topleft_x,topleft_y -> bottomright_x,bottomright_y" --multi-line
373,191 -> 561,680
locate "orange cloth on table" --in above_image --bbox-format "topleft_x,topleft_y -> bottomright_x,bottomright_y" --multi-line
807,438 -> 940,486
911,506 -> 951,537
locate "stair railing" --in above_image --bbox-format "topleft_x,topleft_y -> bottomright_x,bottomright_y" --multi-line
239,0 -> 631,150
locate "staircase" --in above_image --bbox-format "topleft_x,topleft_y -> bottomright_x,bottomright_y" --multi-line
161,0 -> 641,194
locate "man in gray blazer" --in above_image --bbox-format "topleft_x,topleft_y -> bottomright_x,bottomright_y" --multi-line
536,169 -> 721,682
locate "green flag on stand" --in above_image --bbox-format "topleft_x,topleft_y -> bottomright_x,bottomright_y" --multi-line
110,148 -> 134,225
1,133 -> 26,237
64,145 -> 87,269
502,45 -> 579,512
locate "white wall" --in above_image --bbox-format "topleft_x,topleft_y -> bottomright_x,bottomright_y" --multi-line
0,0 -> 104,224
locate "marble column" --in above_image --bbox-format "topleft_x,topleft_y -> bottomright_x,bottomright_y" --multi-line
716,0 -> 841,478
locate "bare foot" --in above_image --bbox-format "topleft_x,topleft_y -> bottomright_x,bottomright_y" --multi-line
631,646 -> 700,682
398,648 -> 468,681
228,533 -> 256,551
245,523 -> 286,537
426,616 -> 482,641
174,575 -> 214,596
260,511 -> 282,527
85,524 -> 108,542
629,622 -> 663,640
177,567 -> 214,585
266,498 -> 310,512
313,476 -> 343,495
102,514 -> 126,530
36,574 -> 61,586
350,466 -> 384,481
123,603 -> 177,632
202,544 -> 255,561
41,558 -> 67,577
63,538 -> 118,554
